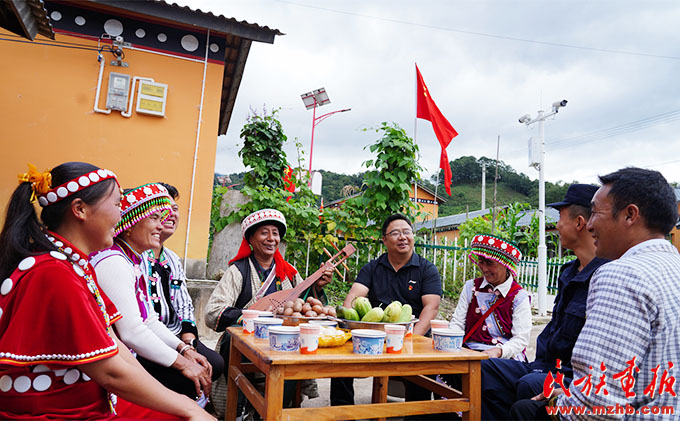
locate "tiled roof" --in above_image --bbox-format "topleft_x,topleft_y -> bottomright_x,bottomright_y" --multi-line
415,207 -> 560,231
0,0 -> 54,40
88,0 -> 282,42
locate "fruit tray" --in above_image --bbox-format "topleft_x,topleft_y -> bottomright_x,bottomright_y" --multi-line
331,317 -> 419,332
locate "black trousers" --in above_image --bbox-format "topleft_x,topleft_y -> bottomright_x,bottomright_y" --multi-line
331,330 -> 434,407
510,399 -> 551,420
218,329 -> 297,408
196,339 -> 225,379
137,338 -> 224,399
330,376 -> 432,406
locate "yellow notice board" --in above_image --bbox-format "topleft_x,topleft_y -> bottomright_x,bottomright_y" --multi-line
141,84 -> 166,98
139,98 -> 164,112
136,81 -> 168,116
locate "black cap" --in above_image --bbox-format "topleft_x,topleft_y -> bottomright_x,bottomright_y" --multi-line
547,184 -> 599,209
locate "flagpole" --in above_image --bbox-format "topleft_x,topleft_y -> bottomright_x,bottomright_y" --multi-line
413,63 -> 419,210
432,168 -> 440,240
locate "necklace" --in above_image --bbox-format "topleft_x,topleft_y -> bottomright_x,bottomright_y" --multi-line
45,233 -> 112,333
45,233 -> 116,413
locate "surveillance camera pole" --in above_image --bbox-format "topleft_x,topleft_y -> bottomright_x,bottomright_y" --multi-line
522,106 -> 561,316
536,110 -> 548,317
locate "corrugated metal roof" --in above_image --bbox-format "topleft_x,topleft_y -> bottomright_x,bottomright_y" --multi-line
161,0 -> 283,39
87,0 -> 282,43
416,208 -> 492,230
326,182 -> 446,208
0,0 -> 54,40
415,207 -> 560,231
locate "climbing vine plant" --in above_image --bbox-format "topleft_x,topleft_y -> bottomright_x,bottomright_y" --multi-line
359,122 -> 423,233
238,108 -> 288,190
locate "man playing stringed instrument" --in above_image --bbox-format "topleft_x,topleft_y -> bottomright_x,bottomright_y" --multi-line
204,208 -> 333,414
205,208 -> 333,332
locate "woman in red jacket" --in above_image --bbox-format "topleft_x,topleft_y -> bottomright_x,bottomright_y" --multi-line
0,162 -> 212,420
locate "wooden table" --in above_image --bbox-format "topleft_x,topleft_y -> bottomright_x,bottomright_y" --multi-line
225,327 -> 487,420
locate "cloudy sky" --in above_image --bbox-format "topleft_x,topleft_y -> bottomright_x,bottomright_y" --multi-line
179,0 -> 680,185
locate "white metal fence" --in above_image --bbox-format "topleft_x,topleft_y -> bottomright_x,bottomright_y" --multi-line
289,236 -> 574,298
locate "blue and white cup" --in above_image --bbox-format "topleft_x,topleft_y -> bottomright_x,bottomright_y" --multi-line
269,326 -> 300,351
351,329 -> 386,355
431,328 -> 464,352
254,317 -> 283,339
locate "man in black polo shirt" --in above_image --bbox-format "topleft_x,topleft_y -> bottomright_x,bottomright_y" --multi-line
331,213 -> 442,406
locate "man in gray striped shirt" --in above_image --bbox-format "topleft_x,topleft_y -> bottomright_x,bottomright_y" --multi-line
512,167 -> 680,419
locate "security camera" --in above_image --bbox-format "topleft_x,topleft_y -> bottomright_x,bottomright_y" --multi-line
518,114 -> 531,124
552,100 -> 568,112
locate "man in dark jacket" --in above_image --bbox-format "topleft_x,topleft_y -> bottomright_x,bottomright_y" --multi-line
480,184 -> 609,420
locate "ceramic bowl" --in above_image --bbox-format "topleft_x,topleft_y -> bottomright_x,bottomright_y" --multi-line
308,319 -> 338,328
269,326 -> 300,351
278,314 -> 329,326
351,329 -> 386,355
431,328 -> 464,352
254,317 -> 283,339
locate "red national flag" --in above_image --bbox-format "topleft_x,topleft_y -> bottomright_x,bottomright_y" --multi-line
416,64 -> 458,195
283,165 -> 296,202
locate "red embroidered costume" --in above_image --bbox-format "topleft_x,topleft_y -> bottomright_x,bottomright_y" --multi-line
0,233 -> 121,419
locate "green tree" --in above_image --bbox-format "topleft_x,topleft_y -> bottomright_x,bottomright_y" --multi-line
458,215 -> 494,246
238,108 -> 288,190
432,155 -> 481,186
211,109 -> 322,258
360,122 -> 423,232
452,156 -> 482,184
318,170 -> 364,202
544,181 -> 572,205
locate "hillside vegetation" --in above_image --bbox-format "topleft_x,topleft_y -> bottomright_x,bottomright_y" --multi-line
438,183 -> 530,216
214,155 -> 575,217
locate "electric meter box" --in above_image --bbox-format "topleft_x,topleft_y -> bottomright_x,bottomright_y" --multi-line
135,80 -> 168,117
106,72 -> 130,111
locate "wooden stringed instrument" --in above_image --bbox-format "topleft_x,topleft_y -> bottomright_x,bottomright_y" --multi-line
248,243 -> 356,311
